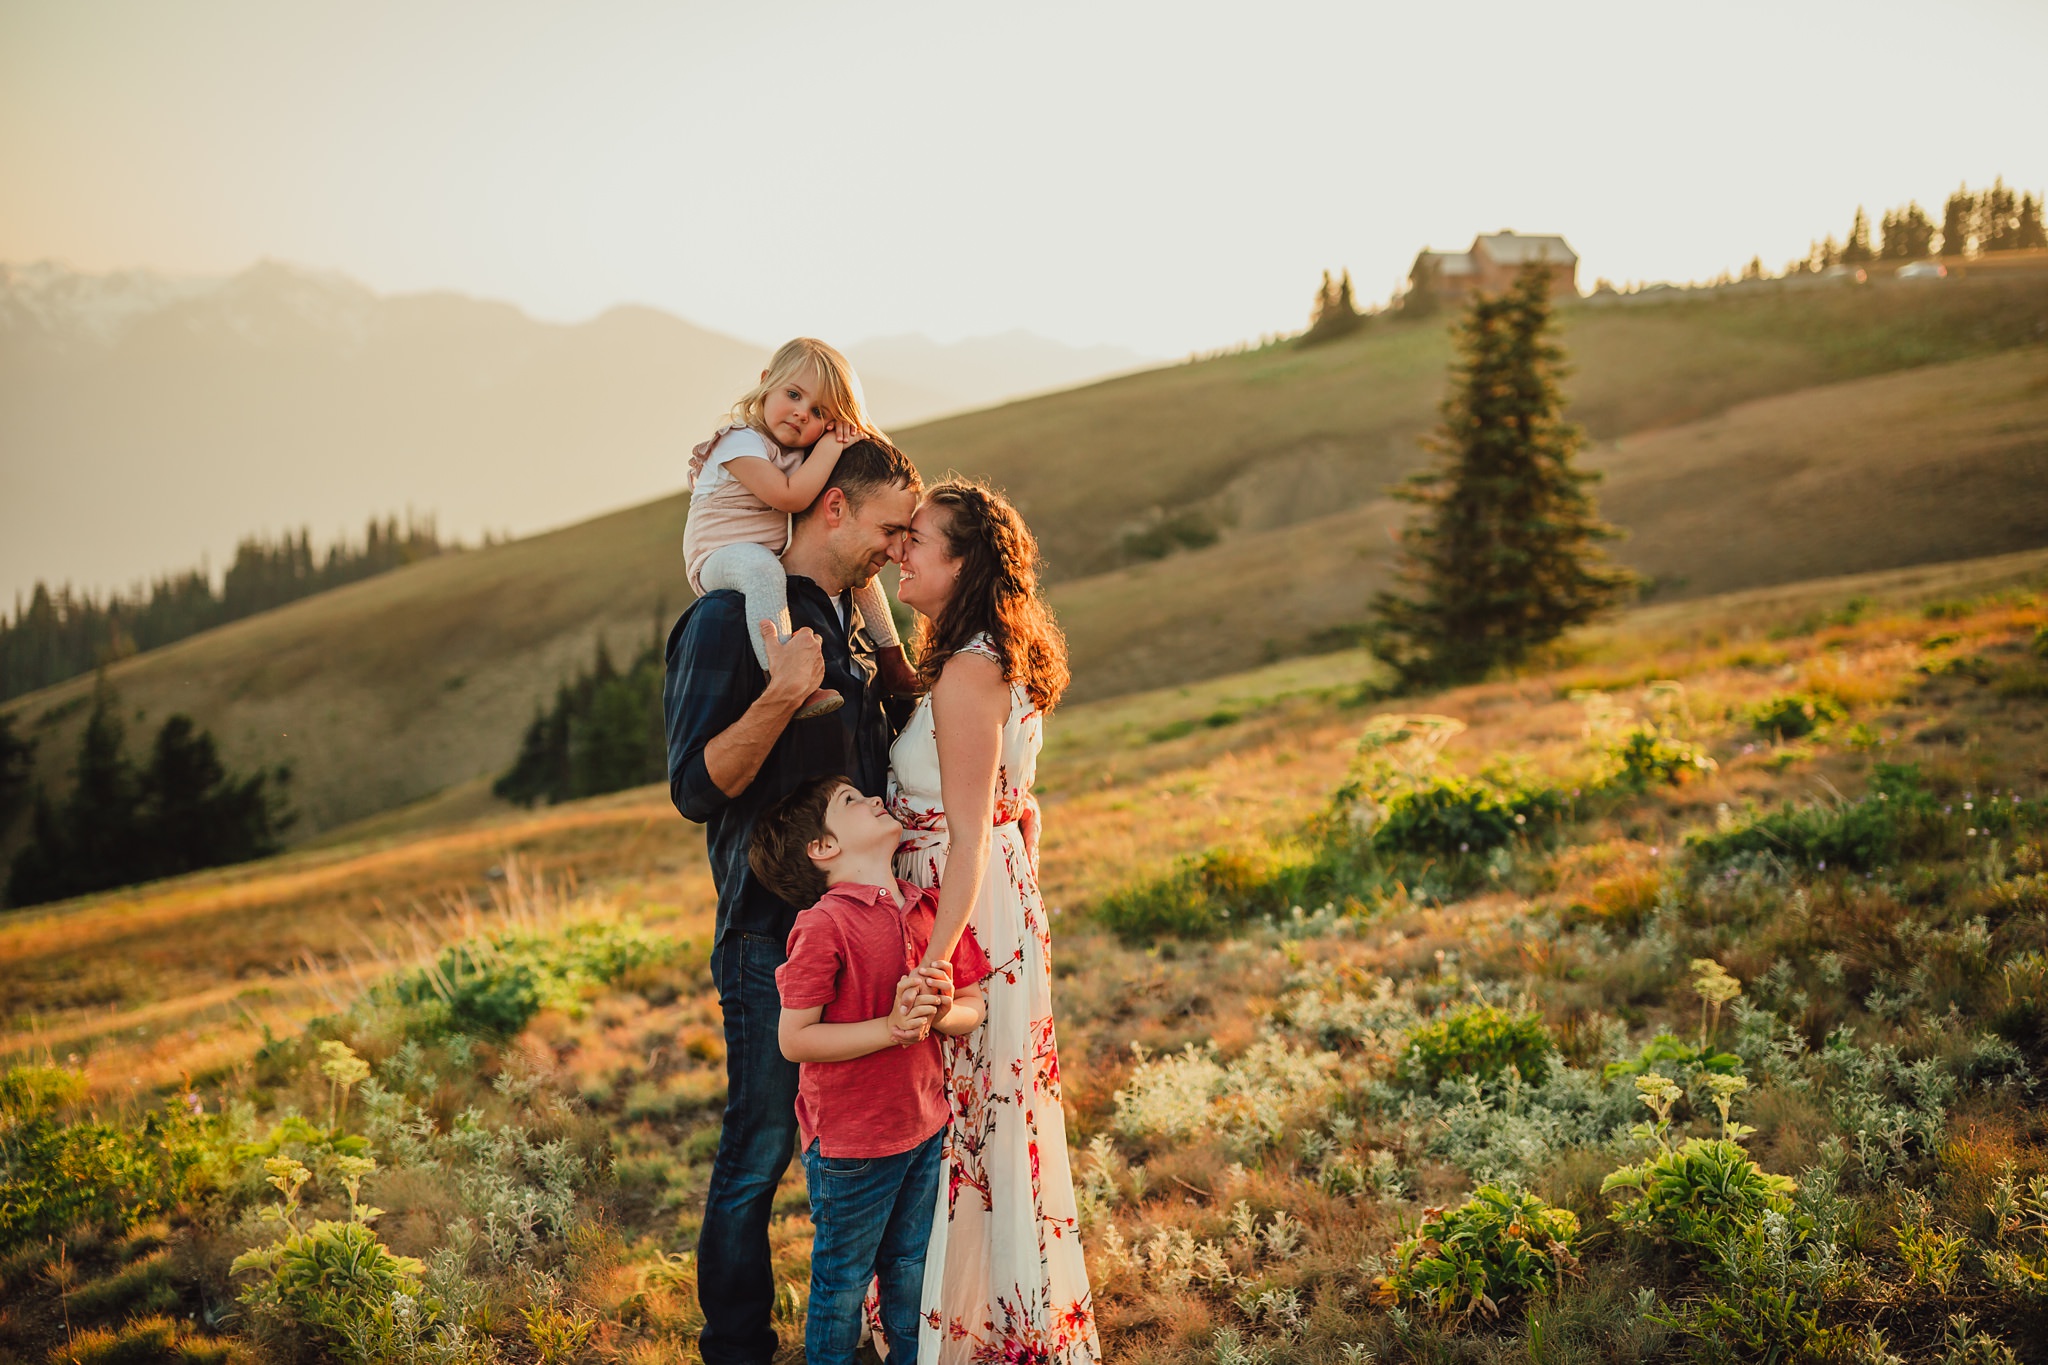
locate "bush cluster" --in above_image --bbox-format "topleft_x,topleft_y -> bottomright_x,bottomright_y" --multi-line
1398,1004 -> 1553,1088
382,916 -> 672,1037
1374,1185 -> 1581,1319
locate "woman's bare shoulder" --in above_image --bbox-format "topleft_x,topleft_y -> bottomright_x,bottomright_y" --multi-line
931,647 -> 1008,711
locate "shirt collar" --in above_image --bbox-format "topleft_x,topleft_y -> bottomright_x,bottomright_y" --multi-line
820,878 -> 917,911
787,575 -> 860,635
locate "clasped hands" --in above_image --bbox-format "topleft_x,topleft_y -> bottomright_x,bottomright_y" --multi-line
886,962 -> 955,1045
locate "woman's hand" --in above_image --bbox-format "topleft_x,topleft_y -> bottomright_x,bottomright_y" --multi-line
886,973 -> 937,1045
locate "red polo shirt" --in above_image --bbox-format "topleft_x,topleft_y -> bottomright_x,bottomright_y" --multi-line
775,878 -> 992,1158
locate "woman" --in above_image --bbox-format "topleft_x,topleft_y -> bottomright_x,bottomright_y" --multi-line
889,479 -> 1101,1363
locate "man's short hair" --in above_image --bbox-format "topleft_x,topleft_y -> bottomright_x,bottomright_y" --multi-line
747,775 -> 846,907
804,437 -> 921,518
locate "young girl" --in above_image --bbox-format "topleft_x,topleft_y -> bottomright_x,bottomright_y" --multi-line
684,337 -> 915,715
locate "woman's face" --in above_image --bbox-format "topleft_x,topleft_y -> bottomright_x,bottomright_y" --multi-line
895,502 -> 963,618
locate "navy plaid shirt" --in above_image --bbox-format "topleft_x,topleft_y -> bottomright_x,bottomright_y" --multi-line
662,576 -> 893,970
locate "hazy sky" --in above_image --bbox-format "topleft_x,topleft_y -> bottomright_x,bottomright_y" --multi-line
3,0 -> 2046,356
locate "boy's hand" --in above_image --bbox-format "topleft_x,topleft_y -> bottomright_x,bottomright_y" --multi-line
887,974 -> 936,1045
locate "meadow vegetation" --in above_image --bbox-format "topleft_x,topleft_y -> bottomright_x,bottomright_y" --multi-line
4,562 -> 2048,1360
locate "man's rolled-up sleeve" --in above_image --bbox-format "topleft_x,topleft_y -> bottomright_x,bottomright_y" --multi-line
663,598 -> 758,823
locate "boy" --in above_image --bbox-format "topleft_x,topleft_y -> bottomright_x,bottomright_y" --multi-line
749,775 -> 990,1365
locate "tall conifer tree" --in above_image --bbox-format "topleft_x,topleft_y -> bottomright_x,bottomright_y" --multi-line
1369,266 -> 1635,688
2020,193 -> 2048,251
1942,187 -> 1975,256
1842,207 -> 1874,264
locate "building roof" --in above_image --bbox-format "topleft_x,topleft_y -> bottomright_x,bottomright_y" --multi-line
1472,232 -> 1577,265
1413,249 -> 1477,276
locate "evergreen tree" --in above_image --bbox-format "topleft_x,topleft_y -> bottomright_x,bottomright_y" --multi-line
62,676 -> 143,878
1881,202 -> 1936,259
135,715 -> 291,876
1,513 -> 450,704
1842,207 -> 1874,264
1303,266 -> 1364,345
1403,256 -> 1444,318
2020,193 -> 2048,251
1369,266 -> 1636,689
495,630 -> 667,807
5,682 -> 290,908
1941,186 -> 1975,257
0,713 -> 33,838
1741,256 -> 1765,281
1978,178 -> 2022,252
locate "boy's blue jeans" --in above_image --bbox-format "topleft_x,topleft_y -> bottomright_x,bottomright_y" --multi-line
802,1127 -> 945,1365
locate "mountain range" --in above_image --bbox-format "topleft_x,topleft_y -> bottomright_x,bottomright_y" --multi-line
0,260 -> 1151,604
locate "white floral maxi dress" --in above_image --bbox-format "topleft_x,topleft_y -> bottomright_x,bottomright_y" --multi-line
888,635 -> 1102,1364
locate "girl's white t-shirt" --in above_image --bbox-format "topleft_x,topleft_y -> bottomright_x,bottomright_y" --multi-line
689,425 -> 776,495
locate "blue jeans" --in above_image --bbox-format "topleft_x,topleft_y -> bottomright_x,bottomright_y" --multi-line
802,1127 -> 944,1365
697,931 -> 802,1365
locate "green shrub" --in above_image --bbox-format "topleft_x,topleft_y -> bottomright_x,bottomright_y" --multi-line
1,1069 -> 229,1253
1687,762 -> 1949,873
1601,1138 -> 1796,1249
1373,1185 -> 1580,1319
1603,1032 -> 1742,1082
384,916 -> 672,1037
1373,775 -> 1565,860
232,1219 -> 430,1357
1400,1005 -> 1553,1088
1094,847 -> 1294,943
1664,1211 -> 1850,1360
1745,691 -> 1846,739
1605,728 -> 1717,791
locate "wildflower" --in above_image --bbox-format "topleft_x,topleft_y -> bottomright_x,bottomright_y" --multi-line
1691,959 -> 1742,1045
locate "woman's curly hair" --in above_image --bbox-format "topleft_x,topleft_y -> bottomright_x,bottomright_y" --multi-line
913,479 -> 1069,710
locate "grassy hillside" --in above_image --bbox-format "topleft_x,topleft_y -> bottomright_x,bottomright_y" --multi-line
912,274 -> 2048,582
1053,346 -> 2048,699
5,279 -> 2045,844
3,552 -> 2047,1362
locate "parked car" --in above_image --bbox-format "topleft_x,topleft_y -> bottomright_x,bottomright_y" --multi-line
1819,264 -> 1868,283
1896,260 -> 1948,280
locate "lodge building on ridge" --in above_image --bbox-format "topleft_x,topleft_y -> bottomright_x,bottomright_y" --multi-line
1409,231 -> 1579,306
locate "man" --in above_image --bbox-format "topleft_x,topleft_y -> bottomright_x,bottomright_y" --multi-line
663,436 -> 922,1365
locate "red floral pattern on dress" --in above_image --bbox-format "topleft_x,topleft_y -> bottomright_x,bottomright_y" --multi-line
880,634 -> 1101,1364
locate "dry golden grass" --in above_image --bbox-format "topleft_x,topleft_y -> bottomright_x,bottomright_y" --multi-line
7,548 -> 2048,1362
11,545 -> 2044,1106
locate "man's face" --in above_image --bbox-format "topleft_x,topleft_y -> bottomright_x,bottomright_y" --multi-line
813,782 -> 901,863
829,482 -> 918,590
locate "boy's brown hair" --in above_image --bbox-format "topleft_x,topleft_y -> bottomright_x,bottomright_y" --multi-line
747,775 -> 847,908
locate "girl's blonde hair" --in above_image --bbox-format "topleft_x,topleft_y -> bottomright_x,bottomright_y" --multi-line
729,337 -> 881,443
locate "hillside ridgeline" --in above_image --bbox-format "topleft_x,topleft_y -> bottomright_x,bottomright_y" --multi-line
3,278 -> 2045,843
